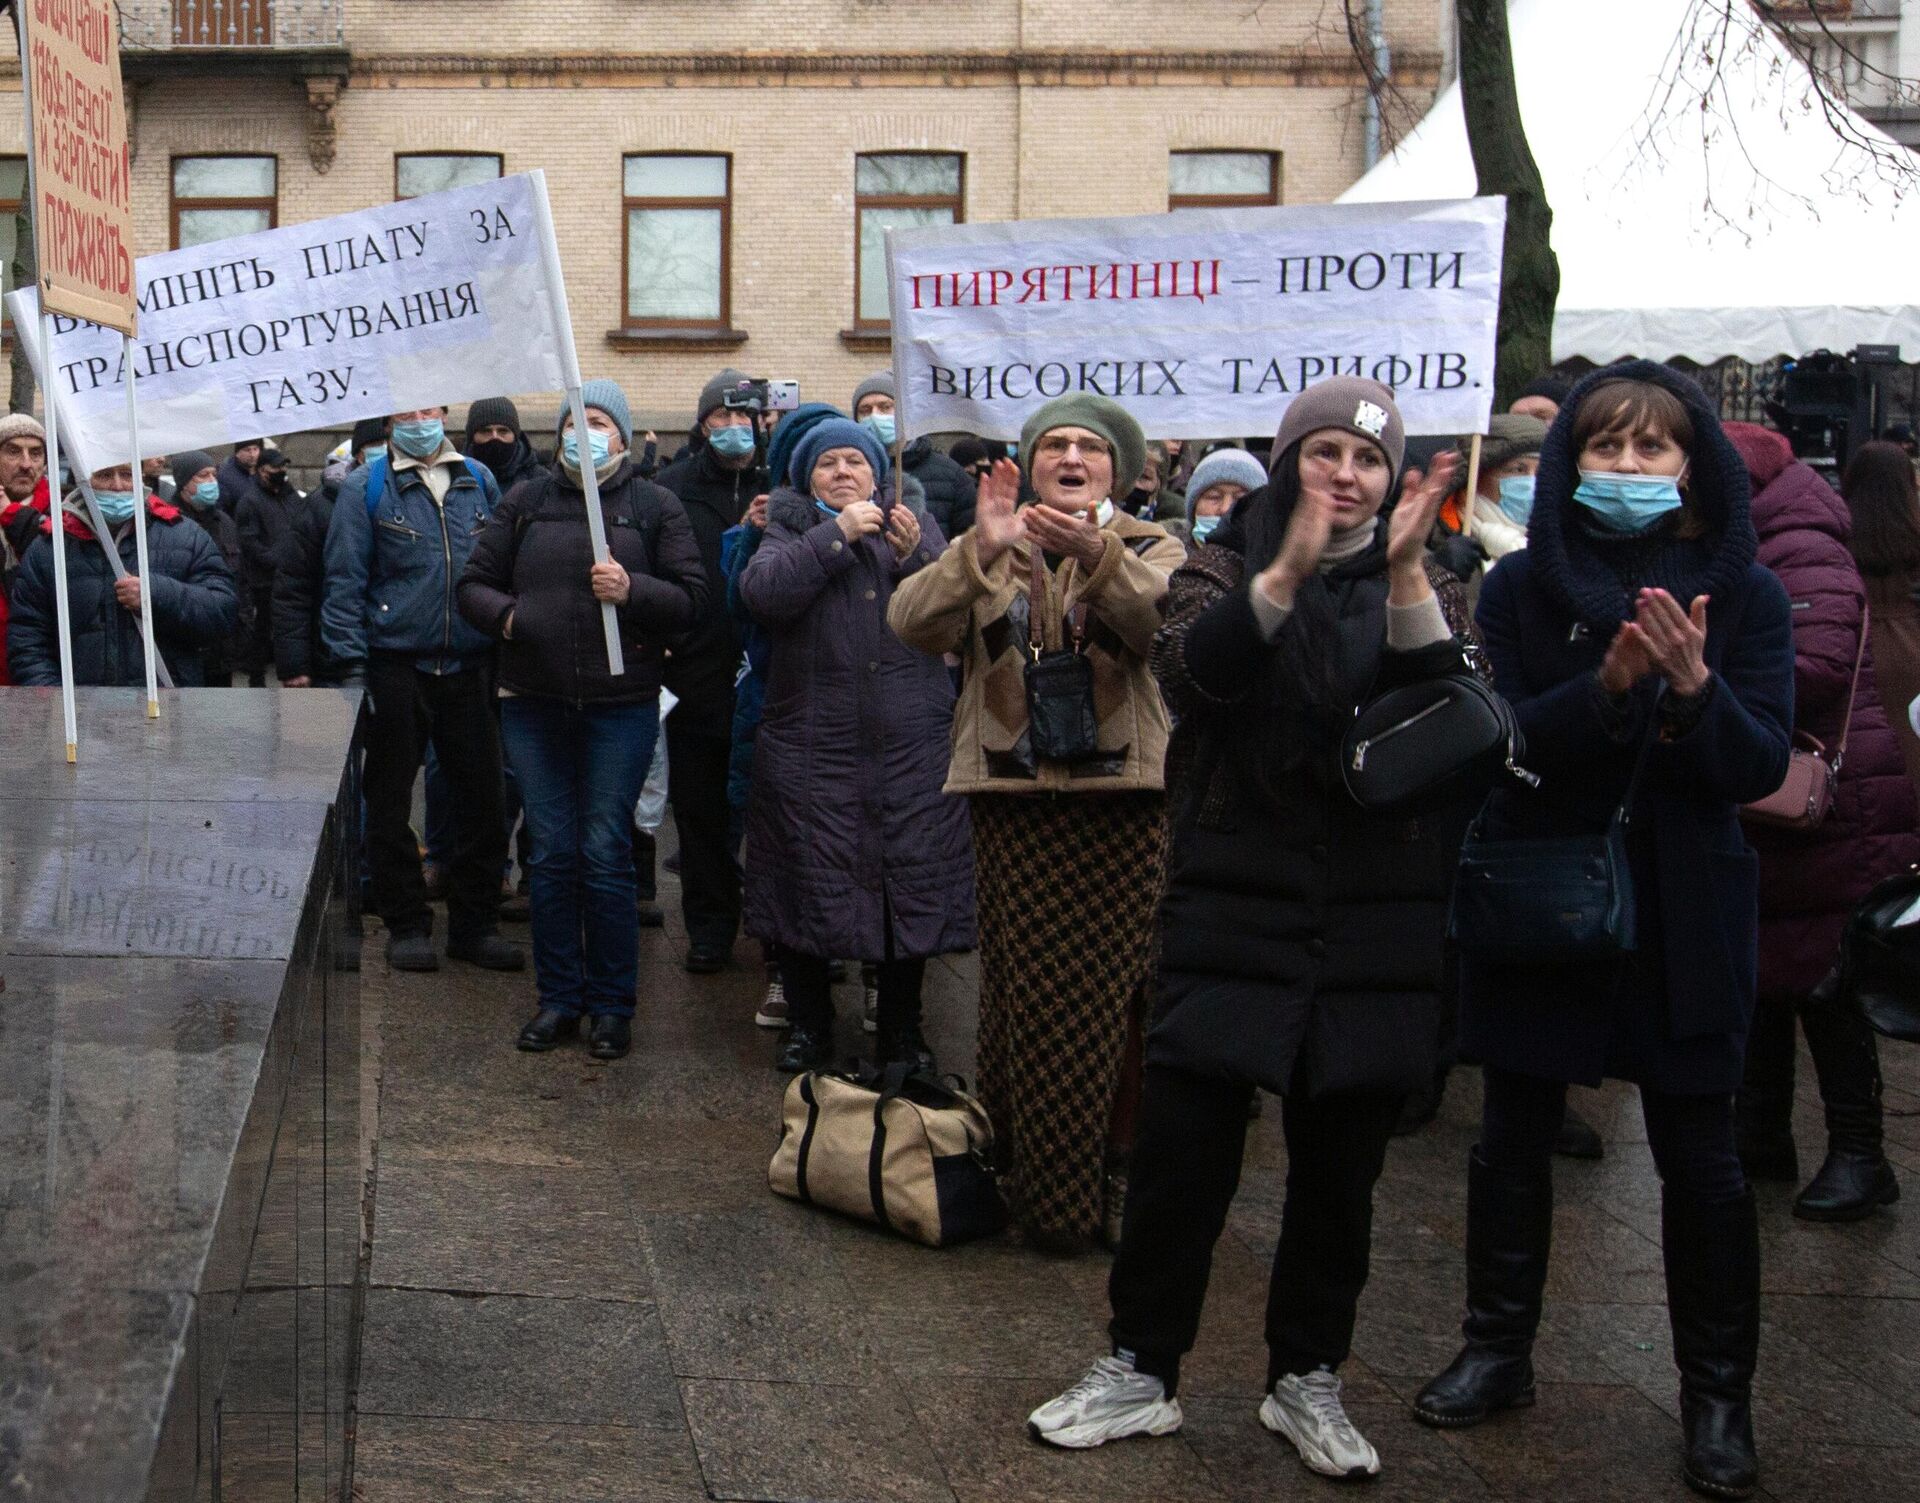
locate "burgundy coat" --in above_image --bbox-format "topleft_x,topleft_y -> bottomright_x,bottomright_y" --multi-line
1727,424 -> 1920,997
738,485 -> 976,963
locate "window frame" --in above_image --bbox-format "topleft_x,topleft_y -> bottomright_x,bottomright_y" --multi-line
620,151 -> 732,332
853,151 -> 965,331
393,151 -> 504,201
0,155 -> 25,333
169,153 -> 279,250
1167,149 -> 1281,211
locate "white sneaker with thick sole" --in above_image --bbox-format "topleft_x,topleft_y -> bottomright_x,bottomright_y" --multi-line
1028,1355 -> 1183,1450
1260,1370 -> 1380,1480
754,980 -> 788,1029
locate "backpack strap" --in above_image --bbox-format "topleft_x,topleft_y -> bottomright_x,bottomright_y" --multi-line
363,454 -> 493,521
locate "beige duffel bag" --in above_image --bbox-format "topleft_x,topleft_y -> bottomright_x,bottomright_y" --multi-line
769,1063 -> 1008,1247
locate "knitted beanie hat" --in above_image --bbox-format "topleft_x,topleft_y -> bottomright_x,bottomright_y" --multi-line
852,370 -> 896,415
1183,448 -> 1269,526
1019,394 -> 1147,500
1457,413 -> 1547,475
0,412 -> 45,447
350,417 -> 388,455
698,367 -> 752,424
466,397 -> 522,439
171,450 -> 217,495
555,378 -> 634,448
766,402 -> 848,490
1272,376 -> 1406,485
792,417 -> 891,494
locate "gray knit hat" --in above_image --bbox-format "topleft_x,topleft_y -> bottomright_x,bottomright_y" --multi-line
466,397 -> 523,439
171,450 -> 218,495
1272,376 -> 1406,484
556,378 -> 633,448
852,370 -> 895,414
698,367 -> 752,424
0,412 -> 45,447
1183,448 -> 1269,525
1457,412 -> 1547,474
1020,394 -> 1147,501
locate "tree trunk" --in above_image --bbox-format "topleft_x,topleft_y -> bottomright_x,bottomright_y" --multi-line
1457,0 -> 1560,408
10,205 -> 36,415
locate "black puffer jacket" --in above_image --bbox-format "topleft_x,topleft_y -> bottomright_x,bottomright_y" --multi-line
1148,508 -> 1479,1099
905,437 -> 977,539
653,440 -> 767,731
457,458 -> 708,705
469,434 -> 549,491
236,478 -> 296,585
273,480 -> 345,682
181,500 -> 254,675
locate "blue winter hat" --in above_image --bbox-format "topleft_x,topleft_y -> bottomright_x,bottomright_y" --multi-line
766,401 -> 848,490
1183,448 -> 1269,526
792,418 -> 890,495
555,378 -> 633,448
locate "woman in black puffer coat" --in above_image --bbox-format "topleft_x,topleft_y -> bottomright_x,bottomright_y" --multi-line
458,381 -> 707,1061
1028,378 -> 1473,1482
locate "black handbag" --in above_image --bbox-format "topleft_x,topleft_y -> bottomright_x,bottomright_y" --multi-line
1839,867 -> 1920,1042
1022,544 -> 1099,762
1448,703 -> 1659,965
1342,671 -> 1536,817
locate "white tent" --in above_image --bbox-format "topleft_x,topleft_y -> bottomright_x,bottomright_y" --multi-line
1338,0 -> 1920,364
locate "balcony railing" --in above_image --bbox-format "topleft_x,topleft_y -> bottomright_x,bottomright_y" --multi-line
118,0 -> 345,51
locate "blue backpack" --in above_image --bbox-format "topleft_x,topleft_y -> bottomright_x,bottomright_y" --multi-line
362,453 -> 493,520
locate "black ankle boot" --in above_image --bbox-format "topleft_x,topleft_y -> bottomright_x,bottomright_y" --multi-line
1795,992 -> 1900,1221
1415,1150 -> 1551,1427
776,1025 -> 832,1074
1736,993 -> 1800,1183
1663,1187 -> 1760,1499
517,1007 -> 581,1052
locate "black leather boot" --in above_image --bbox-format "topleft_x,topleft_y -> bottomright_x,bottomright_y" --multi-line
1663,1187 -> 1760,1499
1735,993 -> 1800,1183
1795,992 -> 1899,1221
775,1025 -> 832,1074
1414,1150 -> 1551,1427
517,1007 -> 581,1052
588,1014 -> 632,1061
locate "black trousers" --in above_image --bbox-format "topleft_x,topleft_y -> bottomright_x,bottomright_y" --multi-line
245,586 -> 274,685
665,720 -> 740,951
1109,1064 -> 1402,1395
363,655 -> 506,943
783,951 -> 925,1036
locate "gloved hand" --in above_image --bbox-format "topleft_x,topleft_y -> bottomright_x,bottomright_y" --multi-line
1430,533 -> 1488,584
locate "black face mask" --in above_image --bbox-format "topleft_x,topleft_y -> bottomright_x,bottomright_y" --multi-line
260,471 -> 287,493
469,438 -> 518,476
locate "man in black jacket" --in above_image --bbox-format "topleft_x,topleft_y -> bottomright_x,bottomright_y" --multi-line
173,450 -> 251,685
217,437 -> 263,516
653,368 -> 765,971
464,397 -> 550,493
852,371 -> 977,538
275,419 -> 385,688
235,447 -> 298,685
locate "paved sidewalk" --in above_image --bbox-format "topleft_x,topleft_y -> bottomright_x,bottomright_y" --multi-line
348,905 -> 1920,1503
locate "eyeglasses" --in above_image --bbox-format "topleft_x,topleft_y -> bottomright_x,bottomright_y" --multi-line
1036,435 -> 1112,460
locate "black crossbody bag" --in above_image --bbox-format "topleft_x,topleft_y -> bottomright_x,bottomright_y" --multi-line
1449,696 -> 1661,964
1023,544 -> 1100,762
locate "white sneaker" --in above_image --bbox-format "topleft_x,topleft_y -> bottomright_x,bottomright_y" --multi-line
1028,1355 -> 1183,1450
754,979 -> 788,1029
861,966 -> 879,1033
1260,1370 -> 1380,1479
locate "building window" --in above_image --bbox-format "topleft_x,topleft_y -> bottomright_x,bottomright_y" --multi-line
0,157 -> 24,330
396,153 -> 503,200
171,156 -> 277,249
622,154 -> 730,328
1168,150 -> 1280,210
855,152 -> 963,328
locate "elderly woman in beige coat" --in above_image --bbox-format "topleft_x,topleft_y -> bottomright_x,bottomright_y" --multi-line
890,393 -> 1183,1253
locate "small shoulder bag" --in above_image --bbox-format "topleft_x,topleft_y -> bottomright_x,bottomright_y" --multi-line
1022,544 -> 1100,762
1741,604 -> 1869,831
1449,701 -> 1661,964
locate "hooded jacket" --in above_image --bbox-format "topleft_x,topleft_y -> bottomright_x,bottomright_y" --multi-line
456,457 -> 708,705
1724,422 -> 1920,996
7,496 -> 238,687
1463,361 -> 1795,1094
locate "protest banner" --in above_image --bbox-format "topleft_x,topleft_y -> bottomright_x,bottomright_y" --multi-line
6,170 -> 576,473
887,197 -> 1507,442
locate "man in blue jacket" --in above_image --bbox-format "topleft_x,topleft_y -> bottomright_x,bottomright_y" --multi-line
322,405 -> 522,974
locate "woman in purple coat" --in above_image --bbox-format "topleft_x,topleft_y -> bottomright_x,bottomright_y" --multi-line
739,418 -> 976,1074
1726,424 -> 1917,1222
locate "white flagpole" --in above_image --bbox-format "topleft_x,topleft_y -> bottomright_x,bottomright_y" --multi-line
121,333 -> 159,716
42,309 -> 77,762
528,171 -> 623,677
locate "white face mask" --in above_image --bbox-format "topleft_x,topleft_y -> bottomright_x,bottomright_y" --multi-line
1094,499 -> 1114,527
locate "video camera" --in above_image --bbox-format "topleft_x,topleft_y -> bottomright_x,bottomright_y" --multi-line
721,378 -> 801,414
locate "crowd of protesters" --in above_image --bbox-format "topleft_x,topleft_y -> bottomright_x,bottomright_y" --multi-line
7,356 -> 1920,1502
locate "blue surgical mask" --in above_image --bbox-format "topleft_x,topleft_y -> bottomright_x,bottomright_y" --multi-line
861,414 -> 897,449
191,480 -> 221,507
391,418 -> 445,459
361,445 -> 387,465
94,489 -> 138,525
1571,470 -> 1684,533
562,428 -> 614,472
1191,514 -> 1222,542
709,424 -> 756,460
1496,474 -> 1536,526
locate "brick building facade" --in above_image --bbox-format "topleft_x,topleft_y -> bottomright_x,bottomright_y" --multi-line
1,0 -> 1446,435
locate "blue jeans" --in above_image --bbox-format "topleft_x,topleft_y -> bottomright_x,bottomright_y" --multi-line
500,696 -> 660,1018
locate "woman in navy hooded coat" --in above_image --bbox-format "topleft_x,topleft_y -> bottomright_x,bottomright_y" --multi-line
1414,364 -> 1793,1502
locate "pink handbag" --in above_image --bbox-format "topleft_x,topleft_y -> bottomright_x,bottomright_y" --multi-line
1741,605 -> 1868,831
